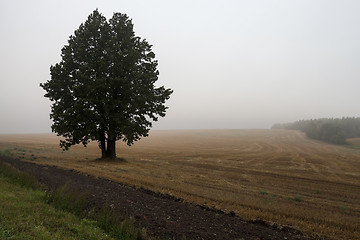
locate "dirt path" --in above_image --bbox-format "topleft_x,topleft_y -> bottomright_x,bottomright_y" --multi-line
0,155 -> 325,240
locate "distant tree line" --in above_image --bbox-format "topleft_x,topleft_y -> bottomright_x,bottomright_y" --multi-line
272,117 -> 360,145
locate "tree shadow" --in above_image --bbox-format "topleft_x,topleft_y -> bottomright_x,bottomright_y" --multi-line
94,157 -> 128,163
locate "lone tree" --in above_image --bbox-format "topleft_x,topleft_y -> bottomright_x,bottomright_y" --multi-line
41,10 -> 173,159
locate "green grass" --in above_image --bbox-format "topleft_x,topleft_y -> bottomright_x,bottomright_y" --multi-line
346,138 -> 360,150
293,195 -> 303,202
0,161 -> 147,240
45,184 -> 147,239
347,143 -> 360,150
338,204 -> 349,212
0,161 -> 39,189
0,148 -> 39,161
0,175 -> 115,240
0,149 -> 13,157
259,189 -> 268,195
44,183 -> 90,217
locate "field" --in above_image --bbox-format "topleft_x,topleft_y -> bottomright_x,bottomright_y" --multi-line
0,129 -> 359,239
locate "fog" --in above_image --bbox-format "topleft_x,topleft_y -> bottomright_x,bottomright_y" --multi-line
1,0 -> 360,133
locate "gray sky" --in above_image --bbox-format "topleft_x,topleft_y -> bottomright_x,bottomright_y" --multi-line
1,0 -> 360,133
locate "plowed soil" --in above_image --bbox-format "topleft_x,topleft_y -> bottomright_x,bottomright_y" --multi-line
0,155 -> 322,240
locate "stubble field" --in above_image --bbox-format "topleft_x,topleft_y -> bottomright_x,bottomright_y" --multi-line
0,129 -> 359,239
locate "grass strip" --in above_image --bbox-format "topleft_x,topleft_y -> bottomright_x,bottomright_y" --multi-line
0,160 -> 147,240
0,175 -> 115,239
0,161 -> 39,189
45,184 -> 147,239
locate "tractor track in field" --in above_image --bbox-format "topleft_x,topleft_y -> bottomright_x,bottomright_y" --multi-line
0,155 -> 327,240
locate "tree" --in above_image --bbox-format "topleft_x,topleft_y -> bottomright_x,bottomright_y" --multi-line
40,10 -> 173,159
271,118 -> 351,145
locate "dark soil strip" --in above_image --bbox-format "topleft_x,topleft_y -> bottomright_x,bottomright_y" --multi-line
0,156 -> 326,240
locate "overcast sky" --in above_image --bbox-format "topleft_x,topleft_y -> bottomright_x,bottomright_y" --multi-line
1,0 -> 360,133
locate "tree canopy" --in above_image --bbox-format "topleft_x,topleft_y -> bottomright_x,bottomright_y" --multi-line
40,9 -> 173,159
272,117 -> 360,145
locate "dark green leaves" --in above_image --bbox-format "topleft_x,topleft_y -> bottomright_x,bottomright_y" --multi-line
40,9 -> 173,153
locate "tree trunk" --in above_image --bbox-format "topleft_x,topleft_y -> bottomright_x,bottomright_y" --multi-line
99,134 -> 106,159
105,138 -> 116,159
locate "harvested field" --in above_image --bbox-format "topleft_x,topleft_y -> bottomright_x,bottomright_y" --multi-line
0,155 -> 319,240
0,129 -> 359,239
